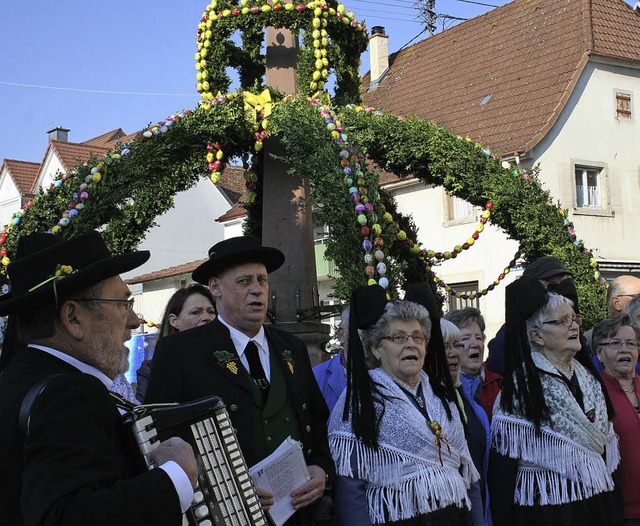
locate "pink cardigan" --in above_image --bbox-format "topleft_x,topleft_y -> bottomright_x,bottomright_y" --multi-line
601,371 -> 640,520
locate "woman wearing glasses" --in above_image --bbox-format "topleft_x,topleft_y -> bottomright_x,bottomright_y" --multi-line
593,315 -> 640,525
329,287 -> 478,526
489,276 -> 622,526
442,318 -> 493,526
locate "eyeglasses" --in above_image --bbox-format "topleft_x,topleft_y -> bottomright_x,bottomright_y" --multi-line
445,343 -> 465,351
615,294 -> 640,300
598,339 -> 640,350
542,315 -> 582,327
381,333 -> 427,345
76,298 -> 135,311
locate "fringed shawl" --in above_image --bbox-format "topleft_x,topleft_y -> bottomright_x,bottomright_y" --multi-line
329,369 -> 479,524
491,351 -> 620,506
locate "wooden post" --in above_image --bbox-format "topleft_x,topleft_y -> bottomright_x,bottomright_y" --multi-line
262,27 -> 330,364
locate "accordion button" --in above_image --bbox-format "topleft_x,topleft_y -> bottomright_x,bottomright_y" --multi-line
284,417 -> 290,423
229,404 -> 238,412
267,436 -> 272,442
305,425 -> 311,433
302,403 -> 307,410
307,448 -> 312,455
195,504 -> 209,519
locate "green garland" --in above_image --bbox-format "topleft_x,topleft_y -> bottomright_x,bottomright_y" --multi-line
195,0 -> 367,102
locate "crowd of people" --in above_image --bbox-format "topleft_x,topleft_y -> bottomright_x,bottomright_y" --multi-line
0,231 -> 638,526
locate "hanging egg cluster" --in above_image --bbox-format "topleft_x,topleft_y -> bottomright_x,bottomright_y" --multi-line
313,101 -> 390,289
206,143 -> 224,184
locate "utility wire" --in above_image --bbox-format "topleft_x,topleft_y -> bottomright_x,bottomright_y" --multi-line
454,0 -> 500,7
0,80 -> 195,97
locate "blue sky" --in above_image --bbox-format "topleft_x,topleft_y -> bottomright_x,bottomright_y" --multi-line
0,0 -> 633,164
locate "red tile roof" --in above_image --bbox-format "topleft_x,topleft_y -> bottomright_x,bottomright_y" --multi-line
126,258 -> 208,284
218,165 -> 246,204
49,140 -> 112,172
81,128 -> 126,147
362,0 -> 640,156
2,159 -> 40,194
217,199 -> 247,222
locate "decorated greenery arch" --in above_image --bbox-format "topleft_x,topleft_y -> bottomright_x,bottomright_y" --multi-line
0,0 -> 607,327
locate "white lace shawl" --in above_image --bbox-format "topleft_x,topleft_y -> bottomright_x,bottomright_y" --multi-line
491,351 -> 620,506
328,368 -> 479,524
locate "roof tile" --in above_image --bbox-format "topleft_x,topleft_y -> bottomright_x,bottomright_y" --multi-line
2,159 -> 40,194
126,258 -> 208,284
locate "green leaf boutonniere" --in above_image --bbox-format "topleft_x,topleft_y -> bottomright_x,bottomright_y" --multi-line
213,350 -> 239,374
282,350 -> 295,374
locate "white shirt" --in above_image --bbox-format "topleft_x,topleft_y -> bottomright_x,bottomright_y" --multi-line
217,315 -> 271,381
28,344 -> 194,513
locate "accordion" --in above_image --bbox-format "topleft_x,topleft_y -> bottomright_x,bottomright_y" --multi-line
121,395 -> 270,526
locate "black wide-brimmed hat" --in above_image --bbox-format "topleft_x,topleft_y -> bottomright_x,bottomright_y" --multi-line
523,256 -> 571,280
0,231 -> 149,315
192,236 -> 285,285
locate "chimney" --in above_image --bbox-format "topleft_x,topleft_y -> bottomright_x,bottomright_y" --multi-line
369,26 -> 389,87
47,126 -> 70,142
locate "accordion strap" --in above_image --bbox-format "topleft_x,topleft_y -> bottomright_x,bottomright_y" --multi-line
19,374 -> 62,437
109,391 -> 138,412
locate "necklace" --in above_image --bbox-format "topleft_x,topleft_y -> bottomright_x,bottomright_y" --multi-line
620,380 -> 636,393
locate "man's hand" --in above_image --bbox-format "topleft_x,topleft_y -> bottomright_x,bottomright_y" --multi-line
256,487 -> 275,511
151,437 -> 199,488
290,465 -> 326,510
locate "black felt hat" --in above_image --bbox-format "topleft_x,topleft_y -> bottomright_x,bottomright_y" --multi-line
523,256 -> 571,281
192,236 -> 285,285
0,231 -> 149,315
505,275 -> 549,322
548,277 -> 579,314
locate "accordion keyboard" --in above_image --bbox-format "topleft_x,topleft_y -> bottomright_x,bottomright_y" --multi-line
125,396 -> 269,526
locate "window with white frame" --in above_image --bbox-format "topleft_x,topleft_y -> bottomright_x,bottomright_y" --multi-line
445,193 -> 474,224
446,281 -> 480,311
574,165 -> 602,209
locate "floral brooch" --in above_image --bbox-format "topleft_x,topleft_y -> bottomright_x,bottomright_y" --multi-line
282,350 -> 295,374
429,421 -> 451,466
213,350 -> 239,374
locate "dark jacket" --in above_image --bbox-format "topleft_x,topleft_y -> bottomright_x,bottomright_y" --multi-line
0,347 -> 182,526
145,318 -> 334,477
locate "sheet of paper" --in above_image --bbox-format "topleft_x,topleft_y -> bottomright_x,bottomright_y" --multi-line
248,436 -> 310,526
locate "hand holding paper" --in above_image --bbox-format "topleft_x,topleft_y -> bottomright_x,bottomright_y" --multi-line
291,464 -> 326,510
248,437 -> 310,526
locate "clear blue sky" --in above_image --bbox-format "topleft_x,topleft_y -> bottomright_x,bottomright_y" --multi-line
0,0 -> 632,164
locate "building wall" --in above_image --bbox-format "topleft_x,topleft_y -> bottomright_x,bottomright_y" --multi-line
387,180 -> 519,339
123,178 -> 231,279
530,60 -> 640,264
0,170 -> 20,228
37,150 -> 64,190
